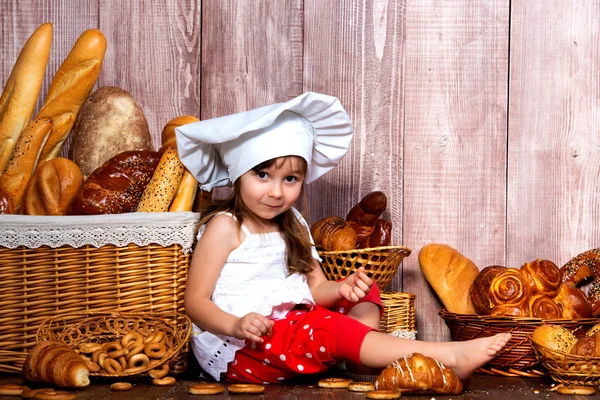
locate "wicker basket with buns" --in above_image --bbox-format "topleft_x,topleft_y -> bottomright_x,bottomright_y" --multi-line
37,312 -> 191,378
0,212 -> 200,374
440,310 -> 599,376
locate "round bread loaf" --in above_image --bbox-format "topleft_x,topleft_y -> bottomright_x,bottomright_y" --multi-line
68,86 -> 153,179
531,324 -> 577,353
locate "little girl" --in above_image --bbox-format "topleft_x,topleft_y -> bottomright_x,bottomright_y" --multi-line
176,92 -> 511,384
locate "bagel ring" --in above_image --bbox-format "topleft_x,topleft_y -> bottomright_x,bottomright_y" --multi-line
152,376 -> 176,386
148,363 -> 170,379
227,384 -> 265,394
121,332 -> 144,348
103,357 -> 123,374
21,388 -> 54,399
0,384 -> 30,396
144,330 -> 166,344
188,383 -> 225,395
317,377 -> 352,388
557,385 -> 596,395
110,382 -> 133,391
348,381 -> 375,392
31,390 -> 77,400
102,342 -> 123,353
126,343 -> 145,360
127,353 -> 150,369
366,389 -> 402,399
144,342 -> 167,359
78,342 -> 102,354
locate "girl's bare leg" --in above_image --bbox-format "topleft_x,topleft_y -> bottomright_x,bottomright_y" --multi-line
343,302 -> 384,375
359,331 -> 512,380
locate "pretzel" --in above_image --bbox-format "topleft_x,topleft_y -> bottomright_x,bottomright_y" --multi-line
110,382 -> 133,391
152,376 -> 176,386
188,383 -> 225,395
144,342 -> 167,359
148,363 -> 170,379
317,377 -> 352,388
0,384 -> 29,396
348,381 -> 375,392
366,389 -> 402,399
227,384 -> 265,394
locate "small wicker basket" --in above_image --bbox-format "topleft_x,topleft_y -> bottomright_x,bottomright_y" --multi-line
530,339 -> 600,386
318,246 -> 412,289
440,309 -> 599,377
380,292 -> 416,337
36,312 -> 192,378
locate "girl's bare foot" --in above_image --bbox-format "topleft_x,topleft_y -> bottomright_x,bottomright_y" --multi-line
444,332 -> 512,380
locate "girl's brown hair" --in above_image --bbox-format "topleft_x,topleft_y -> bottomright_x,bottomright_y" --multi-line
200,156 -> 314,275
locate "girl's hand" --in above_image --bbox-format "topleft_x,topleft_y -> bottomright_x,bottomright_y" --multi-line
233,312 -> 275,343
339,267 -> 373,302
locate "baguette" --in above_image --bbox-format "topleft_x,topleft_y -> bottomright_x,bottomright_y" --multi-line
0,23 -> 53,174
0,117 -> 52,212
35,28 -> 107,162
137,147 -> 185,212
418,243 -> 479,314
161,115 -> 200,211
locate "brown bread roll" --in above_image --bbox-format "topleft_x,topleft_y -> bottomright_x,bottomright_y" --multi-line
346,191 -> 388,248
489,303 -> 529,317
137,147 -> 185,212
35,28 -> 107,163
0,118 -> 52,212
520,259 -> 562,298
366,218 -> 392,247
22,158 -> 83,215
552,281 -> 592,319
531,324 -> 577,353
418,243 -> 478,314
0,23 -> 53,173
68,86 -> 153,179
22,340 -> 89,388
310,216 -> 358,251
470,265 -> 506,314
527,294 -> 562,319
488,268 -> 529,307
69,150 -> 160,215
161,115 -> 199,148
375,353 -> 462,395
570,331 -> 600,357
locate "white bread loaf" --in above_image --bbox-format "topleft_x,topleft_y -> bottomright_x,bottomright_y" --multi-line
35,28 -> 107,163
160,115 -> 200,212
418,243 -> 479,314
137,147 -> 185,212
0,23 -> 53,174
0,117 -> 52,212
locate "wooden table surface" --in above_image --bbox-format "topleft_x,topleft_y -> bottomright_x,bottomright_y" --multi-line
0,371 -> 593,399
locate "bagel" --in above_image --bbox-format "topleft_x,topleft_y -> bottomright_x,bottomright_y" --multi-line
0,384 -> 29,396
188,383 -> 225,395
227,384 -> 265,394
317,377 -> 352,389
152,376 -> 176,386
556,385 -> 596,395
110,382 -> 133,391
366,389 -> 402,399
348,381 -> 375,392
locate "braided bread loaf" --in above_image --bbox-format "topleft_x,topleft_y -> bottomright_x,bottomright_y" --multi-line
375,353 -> 463,395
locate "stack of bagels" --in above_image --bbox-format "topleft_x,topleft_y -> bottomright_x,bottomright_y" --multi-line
0,23 -> 203,215
418,243 -> 598,318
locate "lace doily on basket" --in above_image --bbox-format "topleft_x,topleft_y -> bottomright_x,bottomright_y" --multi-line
0,212 -> 201,253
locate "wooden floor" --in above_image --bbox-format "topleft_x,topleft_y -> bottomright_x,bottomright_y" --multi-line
0,370 -> 591,399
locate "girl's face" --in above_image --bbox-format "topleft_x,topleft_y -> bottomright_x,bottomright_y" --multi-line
238,156 -> 306,220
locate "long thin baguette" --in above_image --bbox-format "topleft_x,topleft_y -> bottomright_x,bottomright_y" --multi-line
0,117 -> 52,212
137,147 -> 185,212
0,23 -> 53,174
35,28 -> 107,162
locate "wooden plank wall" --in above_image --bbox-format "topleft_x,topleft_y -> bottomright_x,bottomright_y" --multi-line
1,0 -> 599,343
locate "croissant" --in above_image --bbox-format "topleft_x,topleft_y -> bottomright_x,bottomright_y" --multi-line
310,216 -> 357,251
528,294 -> 562,318
22,340 -> 90,388
552,281 -> 592,319
375,353 -> 463,395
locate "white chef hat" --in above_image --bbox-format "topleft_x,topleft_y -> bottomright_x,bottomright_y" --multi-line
175,92 -> 354,191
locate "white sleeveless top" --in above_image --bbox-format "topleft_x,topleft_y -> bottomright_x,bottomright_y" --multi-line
190,207 -> 319,380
